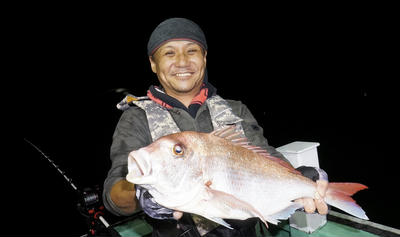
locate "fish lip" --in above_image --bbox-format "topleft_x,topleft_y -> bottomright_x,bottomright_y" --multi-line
132,157 -> 144,176
128,151 -> 151,177
127,150 -> 156,185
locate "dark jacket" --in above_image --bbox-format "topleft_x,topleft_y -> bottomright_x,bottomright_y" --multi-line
103,96 -> 288,236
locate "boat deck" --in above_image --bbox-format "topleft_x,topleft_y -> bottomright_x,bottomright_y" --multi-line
112,210 -> 399,237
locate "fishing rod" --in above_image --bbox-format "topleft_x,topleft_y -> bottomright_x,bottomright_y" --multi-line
24,138 -> 79,192
24,138 -> 120,236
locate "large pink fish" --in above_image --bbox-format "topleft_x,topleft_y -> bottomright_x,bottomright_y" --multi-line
126,126 -> 368,228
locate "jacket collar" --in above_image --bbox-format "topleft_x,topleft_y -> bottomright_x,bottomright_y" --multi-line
147,82 -> 217,118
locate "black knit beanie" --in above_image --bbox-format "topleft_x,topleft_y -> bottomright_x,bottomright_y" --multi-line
147,18 -> 208,56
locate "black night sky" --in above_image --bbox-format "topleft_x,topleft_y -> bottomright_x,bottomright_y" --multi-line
10,3 -> 399,235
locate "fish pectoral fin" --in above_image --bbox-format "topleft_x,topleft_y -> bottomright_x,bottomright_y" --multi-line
205,217 -> 233,229
265,202 -> 303,224
204,188 -> 268,227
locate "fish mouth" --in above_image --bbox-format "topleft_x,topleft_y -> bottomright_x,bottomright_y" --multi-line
127,150 -> 152,183
128,155 -> 144,176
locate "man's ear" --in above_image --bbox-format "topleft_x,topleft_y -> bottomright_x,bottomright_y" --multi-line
149,56 -> 157,73
203,51 -> 207,65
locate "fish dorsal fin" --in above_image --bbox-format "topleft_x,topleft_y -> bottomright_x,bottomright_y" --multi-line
211,126 -> 300,175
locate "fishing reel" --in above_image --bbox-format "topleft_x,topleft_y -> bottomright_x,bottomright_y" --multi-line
77,186 -> 120,236
78,186 -> 102,213
25,139 -> 120,236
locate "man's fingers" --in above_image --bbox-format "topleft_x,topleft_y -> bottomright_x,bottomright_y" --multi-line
316,180 -> 328,197
173,211 -> 183,220
295,198 -> 317,213
302,198 -> 316,213
315,198 -> 328,214
314,189 -> 328,215
296,180 -> 329,215
294,198 -> 304,206
315,180 -> 329,214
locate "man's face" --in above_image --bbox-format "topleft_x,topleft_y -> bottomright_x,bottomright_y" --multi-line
150,40 -> 207,96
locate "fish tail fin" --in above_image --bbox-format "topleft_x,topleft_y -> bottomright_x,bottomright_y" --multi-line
325,182 -> 369,220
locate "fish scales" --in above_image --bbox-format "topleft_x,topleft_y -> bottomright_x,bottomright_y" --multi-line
202,135 -> 315,216
127,126 -> 368,229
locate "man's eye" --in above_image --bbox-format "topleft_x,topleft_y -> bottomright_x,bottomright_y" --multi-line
188,49 -> 198,54
165,51 -> 175,56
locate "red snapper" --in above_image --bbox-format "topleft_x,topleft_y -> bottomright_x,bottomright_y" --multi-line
126,126 -> 368,228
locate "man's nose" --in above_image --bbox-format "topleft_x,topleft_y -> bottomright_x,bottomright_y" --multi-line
175,53 -> 189,67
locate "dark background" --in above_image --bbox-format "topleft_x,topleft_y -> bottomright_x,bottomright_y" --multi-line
9,3 -> 399,235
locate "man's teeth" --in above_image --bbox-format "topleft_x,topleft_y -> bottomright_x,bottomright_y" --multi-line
176,73 -> 191,77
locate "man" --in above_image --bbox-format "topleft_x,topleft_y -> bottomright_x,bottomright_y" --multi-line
103,18 -> 328,237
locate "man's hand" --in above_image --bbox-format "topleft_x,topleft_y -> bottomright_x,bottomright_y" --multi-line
295,180 -> 329,214
110,179 -> 138,214
173,211 -> 183,220
136,185 -> 183,220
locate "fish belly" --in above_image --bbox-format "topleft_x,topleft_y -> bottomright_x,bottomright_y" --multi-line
209,167 -> 316,218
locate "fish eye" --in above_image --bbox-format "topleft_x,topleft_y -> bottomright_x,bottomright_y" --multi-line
172,144 -> 184,157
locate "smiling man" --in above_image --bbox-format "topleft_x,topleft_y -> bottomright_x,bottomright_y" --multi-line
103,18 -> 328,237
150,40 -> 207,107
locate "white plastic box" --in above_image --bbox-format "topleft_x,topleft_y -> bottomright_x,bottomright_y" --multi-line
276,141 -> 320,168
276,141 -> 326,233
288,211 -> 327,233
